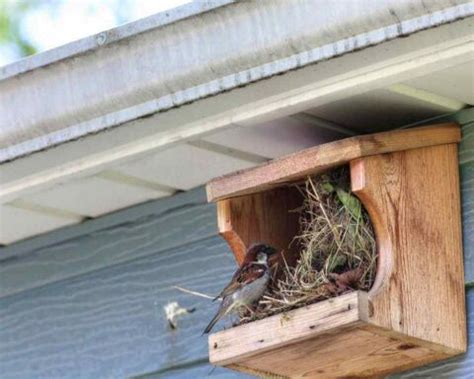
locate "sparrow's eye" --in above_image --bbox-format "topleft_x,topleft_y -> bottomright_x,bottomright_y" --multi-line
264,246 -> 276,255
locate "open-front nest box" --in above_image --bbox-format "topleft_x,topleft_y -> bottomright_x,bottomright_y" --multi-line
205,124 -> 467,378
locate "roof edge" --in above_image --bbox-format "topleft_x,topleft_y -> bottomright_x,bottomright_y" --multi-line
0,0 -> 235,81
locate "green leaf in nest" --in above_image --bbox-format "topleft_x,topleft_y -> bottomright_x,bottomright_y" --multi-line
321,182 -> 335,193
336,188 -> 361,220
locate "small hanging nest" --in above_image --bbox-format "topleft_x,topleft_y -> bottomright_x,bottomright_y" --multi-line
239,166 -> 377,324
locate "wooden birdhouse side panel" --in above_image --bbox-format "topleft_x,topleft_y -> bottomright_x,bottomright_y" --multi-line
351,143 -> 466,352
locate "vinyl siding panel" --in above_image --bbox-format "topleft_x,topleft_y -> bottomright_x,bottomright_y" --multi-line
0,237 -> 240,378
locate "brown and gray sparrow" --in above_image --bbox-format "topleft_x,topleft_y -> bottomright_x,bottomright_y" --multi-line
203,243 -> 277,334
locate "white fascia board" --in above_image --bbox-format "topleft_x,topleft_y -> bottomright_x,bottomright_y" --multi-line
0,0 -> 473,163
1,16 -> 472,203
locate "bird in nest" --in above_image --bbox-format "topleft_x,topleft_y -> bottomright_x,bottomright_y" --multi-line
203,243 -> 277,334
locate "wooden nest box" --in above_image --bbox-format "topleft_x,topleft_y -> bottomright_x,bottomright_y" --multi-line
205,124 -> 467,378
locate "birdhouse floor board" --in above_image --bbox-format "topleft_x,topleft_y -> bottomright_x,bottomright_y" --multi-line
209,292 -> 366,365
209,291 -> 457,378
230,325 -> 452,379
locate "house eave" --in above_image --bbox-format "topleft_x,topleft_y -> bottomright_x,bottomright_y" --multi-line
1,0 -> 473,163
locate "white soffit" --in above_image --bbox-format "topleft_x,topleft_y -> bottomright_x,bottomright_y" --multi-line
0,205 -> 80,245
305,88 -> 459,133
403,61 -> 474,105
117,143 -> 264,191
201,117 -> 348,159
25,176 -> 171,218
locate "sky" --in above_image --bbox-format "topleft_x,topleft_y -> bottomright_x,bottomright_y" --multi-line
0,0 -> 191,66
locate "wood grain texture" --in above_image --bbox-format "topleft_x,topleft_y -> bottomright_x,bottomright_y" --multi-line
392,287 -> 474,379
235,324 -> 451,379
208,125 -> 466,377
351,144 -> 466,352
217,187 -> 301,265
210,290 -> 461,378
209,291 -> 366,366
207,123 -> 461,202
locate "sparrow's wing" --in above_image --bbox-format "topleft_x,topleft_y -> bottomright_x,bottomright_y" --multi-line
212,267 -> 243,301
213,263 -> 267,301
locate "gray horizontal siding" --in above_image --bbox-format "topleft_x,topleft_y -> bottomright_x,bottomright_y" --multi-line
0,237 -> 241,378
460,116 -> 474,284
137,360 -> 253,379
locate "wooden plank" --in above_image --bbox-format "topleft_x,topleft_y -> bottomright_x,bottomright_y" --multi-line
237,323 -> 451,379
351,144 -> 466,352
217,187 -> 301,265
210,289 -> 461,378
207,123 -> 461,202
392,287 -> 474,379
209,291 -> 365,367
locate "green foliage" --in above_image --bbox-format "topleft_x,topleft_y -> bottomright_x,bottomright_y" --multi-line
0,0 -> 38,57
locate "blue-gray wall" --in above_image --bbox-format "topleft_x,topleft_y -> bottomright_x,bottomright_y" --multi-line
0,110 -> 473,378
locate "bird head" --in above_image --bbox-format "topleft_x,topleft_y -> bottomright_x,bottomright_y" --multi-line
245,243 -> 277,265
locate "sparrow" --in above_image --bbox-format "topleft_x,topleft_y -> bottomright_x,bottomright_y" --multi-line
203,243 -> 277,334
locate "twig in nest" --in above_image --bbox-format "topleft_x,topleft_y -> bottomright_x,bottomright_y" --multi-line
173,285 -> 215,300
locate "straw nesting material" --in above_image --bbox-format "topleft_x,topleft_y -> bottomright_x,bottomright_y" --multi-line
238,166 -> 377,324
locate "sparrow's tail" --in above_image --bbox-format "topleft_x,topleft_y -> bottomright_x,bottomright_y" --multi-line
203,311 -> 222,334
202,299 -> 232,334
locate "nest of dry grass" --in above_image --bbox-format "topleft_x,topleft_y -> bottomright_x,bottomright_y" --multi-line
239,166 -> 377,324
